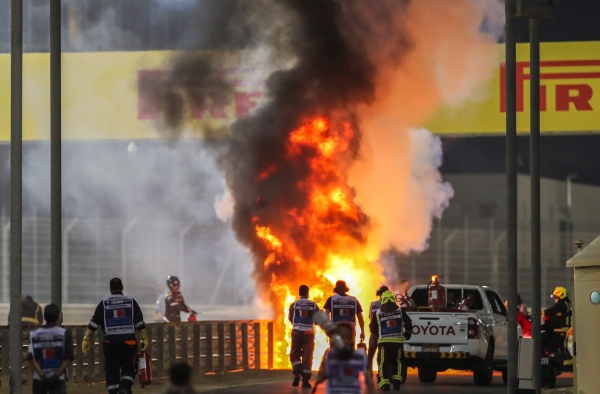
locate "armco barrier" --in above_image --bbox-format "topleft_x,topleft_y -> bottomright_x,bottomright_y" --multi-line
0,320 -> 275,385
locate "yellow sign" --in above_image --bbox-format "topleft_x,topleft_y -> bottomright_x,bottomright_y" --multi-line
0,50 -> 263,141
1,41 -> 599,141
426,41 -> 600,135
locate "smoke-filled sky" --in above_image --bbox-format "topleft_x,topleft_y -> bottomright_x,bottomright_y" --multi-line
151,0 -> 503,303
1,0 -> 505,309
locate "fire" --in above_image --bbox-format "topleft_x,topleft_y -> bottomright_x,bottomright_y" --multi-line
252,116 -> 384,369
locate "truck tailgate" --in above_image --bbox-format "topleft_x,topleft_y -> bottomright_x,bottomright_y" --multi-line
406,312 -> 469,345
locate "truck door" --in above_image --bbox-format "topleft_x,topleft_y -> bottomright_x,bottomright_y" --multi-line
485,290 -> 508,358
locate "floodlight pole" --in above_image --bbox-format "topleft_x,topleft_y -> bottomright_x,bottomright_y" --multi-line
50,0 -> 62,311
529,17 -> 542,394
517,1 -> 554,392
505,1 -> 518,392
9,0 -> 23,392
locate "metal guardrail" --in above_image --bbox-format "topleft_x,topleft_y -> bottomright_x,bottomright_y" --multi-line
0,320 -> 275,385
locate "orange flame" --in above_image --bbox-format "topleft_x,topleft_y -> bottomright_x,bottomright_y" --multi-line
253,116 -> 384,369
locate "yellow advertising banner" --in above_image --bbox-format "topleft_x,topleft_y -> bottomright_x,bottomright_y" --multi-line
0,50 -> 263,141
426,41 -> 600,135
1,41 -> 599,141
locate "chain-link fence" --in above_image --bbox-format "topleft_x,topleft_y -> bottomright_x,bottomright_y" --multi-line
0,214 -> 254,307
392,218 -> 597,309
1,213 -> 595,311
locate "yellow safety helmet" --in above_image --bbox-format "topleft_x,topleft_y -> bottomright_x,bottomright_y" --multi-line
552,286 -> 568,300
381,290 -> 397,305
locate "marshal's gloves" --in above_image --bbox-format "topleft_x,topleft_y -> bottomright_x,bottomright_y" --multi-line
82,328 -> 94,354
139,328 -> 149,351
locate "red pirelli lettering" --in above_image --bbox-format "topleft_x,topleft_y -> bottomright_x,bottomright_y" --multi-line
138,69 -> 264,120
500,60 -> 600,112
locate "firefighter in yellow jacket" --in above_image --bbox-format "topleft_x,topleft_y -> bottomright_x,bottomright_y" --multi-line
369,290 -> 413,391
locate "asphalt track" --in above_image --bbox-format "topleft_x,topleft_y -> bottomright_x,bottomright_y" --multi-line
203,370 -> 573,393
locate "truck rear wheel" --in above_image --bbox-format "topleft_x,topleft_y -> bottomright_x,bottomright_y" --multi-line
418,366 -> 437,383
473,340 -> 494,386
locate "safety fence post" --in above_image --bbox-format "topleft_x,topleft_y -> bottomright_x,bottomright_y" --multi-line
241,323 -> 249,370
23,328 -> 33,384
75,326 -> 84,383
253,322 -> 261,370
1,328 -> 9,386
88,327 -> 96,381
192,323 -> 201,373
229,322 -> 237,370
178,223 -> 194,278
32,209 -> 38,300
217,323 -> 225,372
181,323 -> 188,365
62,218 -> 79,303
443,229 -> 460,283
120,218 -> 138,286
463,216 -> 469,284
204,323 -> 213,372
492,230 -> 507,291
168,325 -> 176,366
268,322 -> 274,369
156,324 -> 165,377
97,330 -> 104,377
145,325 -> 153,364
1,221 -> 9,303
27,344 -> 34,382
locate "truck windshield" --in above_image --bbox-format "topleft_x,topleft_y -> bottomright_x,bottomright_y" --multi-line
411,288 -> 484,310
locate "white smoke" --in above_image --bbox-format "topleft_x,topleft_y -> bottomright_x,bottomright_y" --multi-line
214,189 -> 234,222
13,0 -> 502,308
347,0 -> 498,263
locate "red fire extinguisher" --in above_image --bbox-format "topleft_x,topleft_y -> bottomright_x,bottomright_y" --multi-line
356,339 -> 367,353
137,351 -> 152,387
427,275 -> 446,309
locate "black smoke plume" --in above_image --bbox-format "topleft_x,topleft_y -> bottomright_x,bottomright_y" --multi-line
159,0 -> 413,297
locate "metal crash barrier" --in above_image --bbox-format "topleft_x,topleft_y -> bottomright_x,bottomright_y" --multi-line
0,320 -> 275,385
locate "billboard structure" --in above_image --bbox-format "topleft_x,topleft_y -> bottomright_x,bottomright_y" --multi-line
1,41 -> 598,141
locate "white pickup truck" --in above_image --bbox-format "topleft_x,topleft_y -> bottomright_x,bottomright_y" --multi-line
402,284 -> 520,386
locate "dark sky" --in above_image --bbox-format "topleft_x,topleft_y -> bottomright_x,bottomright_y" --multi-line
515,0 -> 600,43
441,0 -> 600,186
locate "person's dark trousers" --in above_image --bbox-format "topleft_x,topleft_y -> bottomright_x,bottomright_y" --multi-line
377,342 -> 404,389
367,334 -> 378,370
32,378 -> 67,394
290,330 -> 315,380
103,339 -> 138,394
